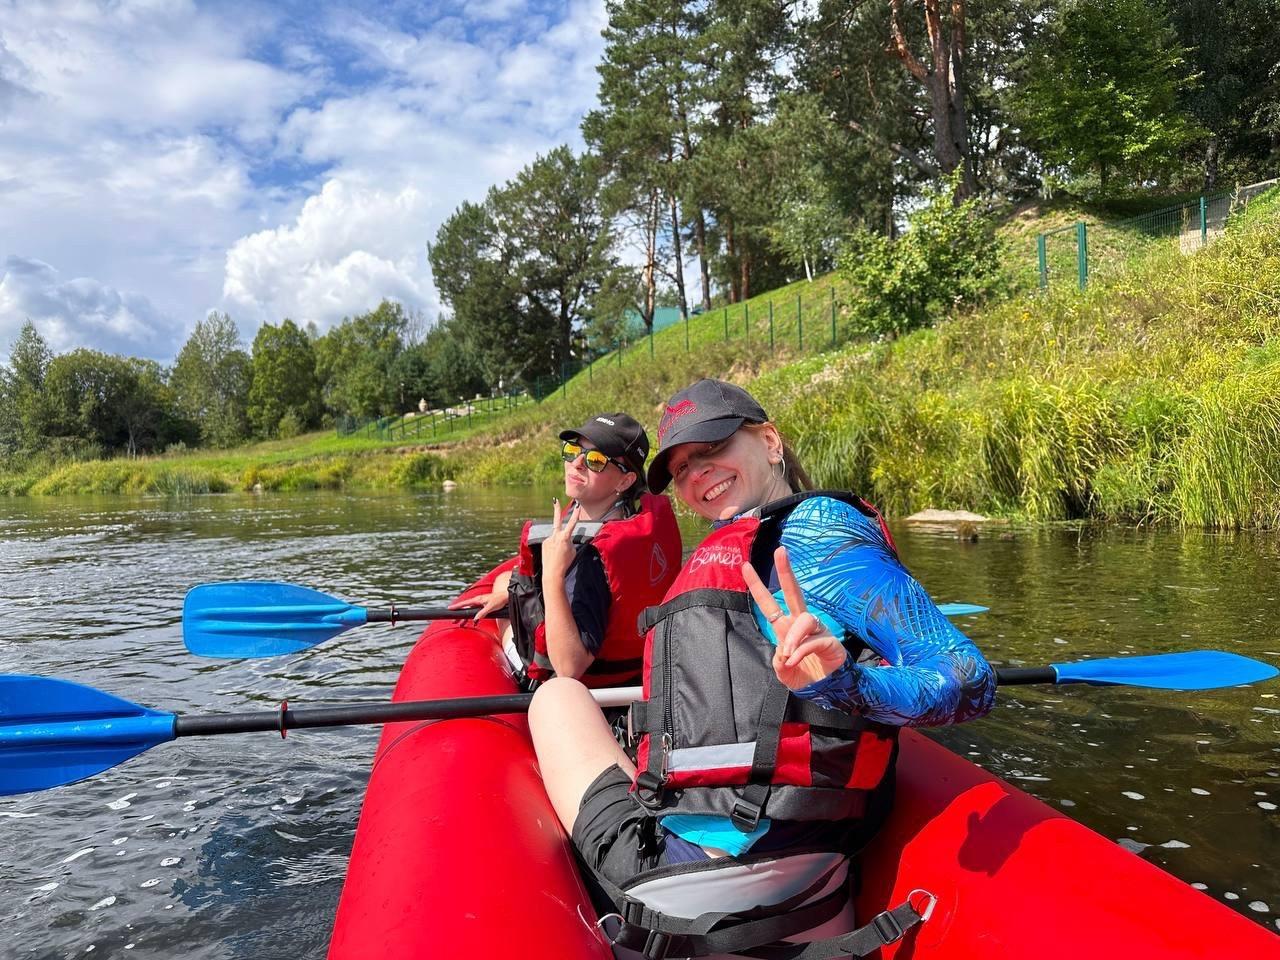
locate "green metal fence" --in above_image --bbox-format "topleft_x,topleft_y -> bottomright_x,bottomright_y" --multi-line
336,391 -> 532,441
523,284 -> 844,401
1034,177 -> 1278,292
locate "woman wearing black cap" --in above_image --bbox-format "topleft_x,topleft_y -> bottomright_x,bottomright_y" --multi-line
450,412 -> 681,689
528,380 -> 994,956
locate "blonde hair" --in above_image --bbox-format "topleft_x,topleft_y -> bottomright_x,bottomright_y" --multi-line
780,436 -> 813,492
742,423 -> 812,493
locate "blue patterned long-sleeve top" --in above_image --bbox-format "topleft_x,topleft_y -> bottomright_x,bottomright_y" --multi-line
657,495 -> 996,857
771,495 -> 996,727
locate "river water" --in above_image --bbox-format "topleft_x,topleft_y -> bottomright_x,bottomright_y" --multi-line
0,489 -> 1277,958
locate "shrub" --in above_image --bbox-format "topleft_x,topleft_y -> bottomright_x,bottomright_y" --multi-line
839,175 -> 1005,338
276,410 -> 304,440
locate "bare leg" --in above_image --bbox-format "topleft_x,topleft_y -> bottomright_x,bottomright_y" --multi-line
529,676 -> 636,834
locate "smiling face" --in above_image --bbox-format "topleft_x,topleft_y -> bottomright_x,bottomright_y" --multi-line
666,424 -> 788,521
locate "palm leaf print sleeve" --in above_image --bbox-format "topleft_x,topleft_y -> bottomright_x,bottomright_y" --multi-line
779,497 -> 996,727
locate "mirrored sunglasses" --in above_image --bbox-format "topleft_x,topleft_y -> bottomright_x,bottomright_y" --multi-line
561,440 -> 622,473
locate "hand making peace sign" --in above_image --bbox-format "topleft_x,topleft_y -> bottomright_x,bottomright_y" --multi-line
742,546 -> 849,690
539,498 -> 581,583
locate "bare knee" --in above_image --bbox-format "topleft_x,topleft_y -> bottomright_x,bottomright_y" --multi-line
528,676 -> 590,739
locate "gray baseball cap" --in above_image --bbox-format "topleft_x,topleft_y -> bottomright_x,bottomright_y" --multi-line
646,379 -> 768,493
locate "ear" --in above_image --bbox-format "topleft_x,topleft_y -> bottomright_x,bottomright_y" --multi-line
616,471 -> 637,496
760,424 -> 784,463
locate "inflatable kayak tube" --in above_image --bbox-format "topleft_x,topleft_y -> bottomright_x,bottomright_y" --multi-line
329,564 -> 1279,958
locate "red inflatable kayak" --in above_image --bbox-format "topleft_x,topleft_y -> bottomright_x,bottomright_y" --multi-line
328,566 -> 1279,958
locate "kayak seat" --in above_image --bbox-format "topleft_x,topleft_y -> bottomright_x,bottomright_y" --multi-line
600,850 -> 931,959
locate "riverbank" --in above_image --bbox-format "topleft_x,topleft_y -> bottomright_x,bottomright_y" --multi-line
6,192 -> 1279,526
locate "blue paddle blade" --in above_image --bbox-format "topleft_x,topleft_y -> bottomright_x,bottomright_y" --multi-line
0,676 -> 176,797
1053,650 -> 1278,690
938,603 -> 989,617
183,581 -> 368,658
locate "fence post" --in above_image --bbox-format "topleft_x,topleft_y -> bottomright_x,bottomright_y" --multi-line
830,287 -> 836,347
769,301 -> 774,349
1037,234 -> 1048,289
1076,222 -> 1088,290
1200,196 -> 1208,247
797,294 -> 803,349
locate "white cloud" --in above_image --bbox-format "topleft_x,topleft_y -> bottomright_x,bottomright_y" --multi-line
223,178 -> 437,328
0,0 -> 610,359
0,255 -> 186,360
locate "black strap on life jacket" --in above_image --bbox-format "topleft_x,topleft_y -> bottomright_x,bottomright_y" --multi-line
596,862 -> 935,960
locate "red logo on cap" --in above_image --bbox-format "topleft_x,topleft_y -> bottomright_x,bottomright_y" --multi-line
658,400 -> 696,442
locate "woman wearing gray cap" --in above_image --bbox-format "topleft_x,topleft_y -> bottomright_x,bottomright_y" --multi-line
450,412 -> 681,689
528,380 -> 994,957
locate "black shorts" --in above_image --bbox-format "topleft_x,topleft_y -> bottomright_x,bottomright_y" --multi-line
570,764 -> 705,887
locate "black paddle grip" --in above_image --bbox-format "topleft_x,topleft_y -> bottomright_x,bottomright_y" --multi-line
993,666 -> 1057,686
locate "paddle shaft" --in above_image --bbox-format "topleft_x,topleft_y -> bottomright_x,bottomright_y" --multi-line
365,606 -> 503,623
172,686 -> 642,738
173,670 -> 1056,737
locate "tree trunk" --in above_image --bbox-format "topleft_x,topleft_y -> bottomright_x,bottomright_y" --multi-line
725,218 -> 741,303
1203,136 -> 1220,192
677,109 -> 712,311
693,212 -> 711,310
643,189 -> 658,332
669,189 -> 689,320
561,300 -> 572,374
888,0 -> 976,197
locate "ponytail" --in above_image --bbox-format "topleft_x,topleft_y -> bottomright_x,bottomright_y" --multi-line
744,422 -> 813,493
780,437 -> 813,492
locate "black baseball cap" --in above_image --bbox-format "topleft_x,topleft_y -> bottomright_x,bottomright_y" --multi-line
647,379 -> 768,493
559,412 -> 650,478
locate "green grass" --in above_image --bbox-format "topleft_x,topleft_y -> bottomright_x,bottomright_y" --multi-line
6,191 -> 1280,527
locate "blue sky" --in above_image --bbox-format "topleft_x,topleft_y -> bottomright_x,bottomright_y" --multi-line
0,0 -> 605,361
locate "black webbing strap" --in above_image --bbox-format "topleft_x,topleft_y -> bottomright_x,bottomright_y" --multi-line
614,885 -> 849,959
786,699 -> 859,732
612,891 -> 931,960
732,681 -> 792,832
628,699 -> 654,738
737,897 -> 931,960
609,859 -> 846,959
637,589 -> 751,635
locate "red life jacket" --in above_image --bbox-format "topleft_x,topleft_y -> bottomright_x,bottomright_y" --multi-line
629,491 -> 899,832
597,493 -> 934,960
508,492 -> 682,688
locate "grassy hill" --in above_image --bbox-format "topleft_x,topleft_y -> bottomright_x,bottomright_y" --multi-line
8,191 -> 1280,528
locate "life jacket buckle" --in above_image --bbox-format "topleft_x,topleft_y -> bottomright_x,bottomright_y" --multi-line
641,928 -> 673,960
870,908 -> 906,945
730,797 -> 763,832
